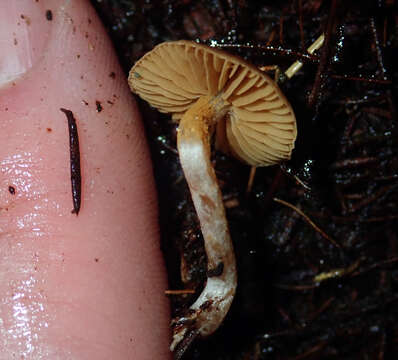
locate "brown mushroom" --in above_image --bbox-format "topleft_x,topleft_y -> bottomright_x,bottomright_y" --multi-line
128,40 -> 297,352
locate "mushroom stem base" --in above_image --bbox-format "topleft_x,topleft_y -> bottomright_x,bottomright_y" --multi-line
171,96 -> 237,352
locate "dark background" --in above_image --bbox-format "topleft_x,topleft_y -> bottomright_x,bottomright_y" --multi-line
92,1 -> 398,358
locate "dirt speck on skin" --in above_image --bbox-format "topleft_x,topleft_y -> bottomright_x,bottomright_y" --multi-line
96,101 -> 103,112
45,9 -> 53,21
20,14 -> 31,25
8,186 -> 16,195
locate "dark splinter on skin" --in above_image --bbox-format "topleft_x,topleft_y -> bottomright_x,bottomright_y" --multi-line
8,186 -> 16,195
45,10 -> 53,21
60,108 -> 81,215
96,101 -> 103,112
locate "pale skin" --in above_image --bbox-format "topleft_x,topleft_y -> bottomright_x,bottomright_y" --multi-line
0,1 -> 171,359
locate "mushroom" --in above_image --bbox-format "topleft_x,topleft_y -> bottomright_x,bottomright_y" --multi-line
128,40 -> 297,352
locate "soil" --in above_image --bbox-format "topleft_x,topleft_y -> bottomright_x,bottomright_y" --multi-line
92,1 -> 398,359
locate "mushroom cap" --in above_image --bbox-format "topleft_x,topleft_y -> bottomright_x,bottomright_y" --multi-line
128,40 -> 297,167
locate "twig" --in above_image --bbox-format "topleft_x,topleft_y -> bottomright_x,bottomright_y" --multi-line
383,17 -> 388,47
347,184 -> 396,213
331,74 -> 392,85
313,259 -> 361,283
369,16 -> 397,123
308,297 -> 336,322
362,107 -> 392,119
285,34 -> 325,79
331,94 -> 388,105
160,141 -> 178,155
307,0 -> 338,108
292,341 -> 327,360
279,15 -> 284,45
370,17 -> 388,80
273,283 -> 318,291
297,0 -> 305,50
246,166 -> 257,194
330,156 -> 378,170
378,331 -> 386,360
339,112 -> 361,156
273,198 -> 341,248
280,164 -> 311,190
266,29 -> 276,46
165,289 -> 196,295
350,256 -> 398,277
277,306 -> 293,325
263,169 -> 285,207
211,43 -> 320,63
309,212 -> 398,224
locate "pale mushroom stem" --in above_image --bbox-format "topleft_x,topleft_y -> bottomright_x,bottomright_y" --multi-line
171,95 -> 237,350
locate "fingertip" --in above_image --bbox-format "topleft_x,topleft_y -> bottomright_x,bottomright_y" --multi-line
0,1 -> 171,358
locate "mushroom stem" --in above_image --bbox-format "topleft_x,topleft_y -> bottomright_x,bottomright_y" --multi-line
171,95 -> 237,350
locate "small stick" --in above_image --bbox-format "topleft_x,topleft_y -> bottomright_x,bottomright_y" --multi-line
60,108 -> 82,215
212,43 -> 319,64
266,29 -> 276,46
370,17 -> 388,79
273,197 -> 340,248
258,65 -> 278,72
280,164 -> 311,190
369,16 -> 397,123
279,15 -> 284,45
246,166 -> 257,194
361,107 -> 392,119
347,184 -> 395,213
308,297 -> 335,322
378,331 -> 386,360
330,156 -> 378,169
350,256 -> 398,277
307,0 -> 338,108
331,74 -> 392,85
297,0 -> 305,50
383,17 -> 388,47
313,259 -> 360,283
273,283 -> 318,291
285,34 -> 325,79
308,211 -> 398,224
293,341 -> 327,360
165,289 -> 196,295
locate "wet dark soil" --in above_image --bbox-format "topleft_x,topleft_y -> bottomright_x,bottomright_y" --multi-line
92,1 -> 398,359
